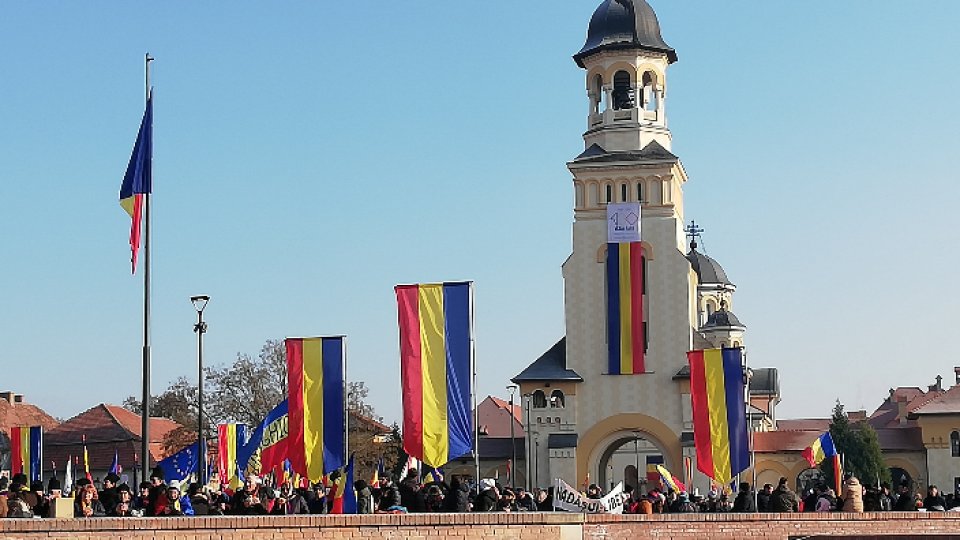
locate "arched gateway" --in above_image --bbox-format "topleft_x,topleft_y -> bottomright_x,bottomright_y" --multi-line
512,0 -> 776,496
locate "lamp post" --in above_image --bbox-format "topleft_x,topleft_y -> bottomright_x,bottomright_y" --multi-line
507,385 -> 518,489
190,295 -> 210,485
633,431 -> 641,490
522,393 -> 532,490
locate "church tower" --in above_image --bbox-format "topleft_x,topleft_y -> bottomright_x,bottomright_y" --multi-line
515,0 -> 704,492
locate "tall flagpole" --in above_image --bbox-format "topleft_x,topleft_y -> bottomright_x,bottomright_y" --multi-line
343,336 -> 349,469
141,52 -> 154,481
470,282 -> 479,491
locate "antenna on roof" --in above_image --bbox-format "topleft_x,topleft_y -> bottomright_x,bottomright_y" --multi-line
684,220 -> 704,250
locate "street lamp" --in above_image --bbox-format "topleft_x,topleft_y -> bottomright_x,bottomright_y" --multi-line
190,295 -> 210,485
507,385 -> 518,489
522,393 -> 532,490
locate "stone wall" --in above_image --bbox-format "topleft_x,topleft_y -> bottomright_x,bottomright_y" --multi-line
4,512 -> 960,540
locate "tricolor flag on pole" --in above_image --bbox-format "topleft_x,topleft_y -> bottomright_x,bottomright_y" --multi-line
286,337 -> 346,483
655,464 -> 686,494
82,435 -> 93,481
217,423 -> 248,489
687,348 -> 750,485
802,432 -> 842,494
396,282 -> 474,468
118,93 -> 153,274
10,426 -> 42,482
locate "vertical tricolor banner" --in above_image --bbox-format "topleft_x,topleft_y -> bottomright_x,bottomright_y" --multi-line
606,242 -> 645,374
287,337 -> 345,483
9,426 -> 42,482
118,93 -> 153,274
396,282 -> 473,468
217,423 -> 247,488
687,348 -> 750,485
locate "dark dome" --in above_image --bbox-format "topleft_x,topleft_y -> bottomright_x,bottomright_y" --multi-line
703,308 -> 745,329
686,248 -> 734,286
574,0 -> 677,67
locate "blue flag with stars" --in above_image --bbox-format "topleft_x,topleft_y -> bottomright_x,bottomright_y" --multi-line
158,441 -> 203,482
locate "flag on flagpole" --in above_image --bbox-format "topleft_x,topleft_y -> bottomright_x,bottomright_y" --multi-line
371,457 -> 384,488
396,282 -> 474,468
606,242 -> 646,374
687,348 -> 750,485
10,426 -> 43,482
82,435 -> 93,481
286,337 -> 346,483
109,449 -> 120,475
655,464 -> 686,493
343,455 -> 357,514
801,432 -> 838,467
64,456 -> 73,495
237,400 -> 288,476
218,423 -> 247,488
118,93 -> 153,274
423,467 -> 444,484
399,455 -> 421,481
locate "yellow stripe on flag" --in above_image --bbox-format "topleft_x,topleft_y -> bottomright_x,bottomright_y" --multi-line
418,284 -> 449,467
618,242 -> 633,374
703,349 -> 732,483
302,338 -> 326,482
20,429 -> 30,471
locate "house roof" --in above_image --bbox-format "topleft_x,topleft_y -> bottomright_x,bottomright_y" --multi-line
349,411 -> 391,434
476,396 -> 525,438
572,141 -> 678,165
777,419 -> 831,432
487,396 -> 522,424
754,426 -> 924,454
44,404 -> 185,470
0,396 -> 59,433
911,384 -> 960,416
512,338 -> 583,383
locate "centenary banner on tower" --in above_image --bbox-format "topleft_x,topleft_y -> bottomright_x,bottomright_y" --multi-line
553,478 -> 628,514
286,336 -> 346,483
606,201 -> 645,375
396,282 -> 474,468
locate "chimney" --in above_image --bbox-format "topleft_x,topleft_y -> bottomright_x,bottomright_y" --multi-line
0,391 -> 13,404
848,410 -> 867,422
936,375 -> 943,392
896,394 -> 908,426
954,367 -> 960,386
13,394 -> 23,404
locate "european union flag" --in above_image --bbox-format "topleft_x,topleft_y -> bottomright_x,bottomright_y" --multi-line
158,441 -> 203,482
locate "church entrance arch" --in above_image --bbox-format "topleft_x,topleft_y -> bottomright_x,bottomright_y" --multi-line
597,432 -> 669,492
577,413 -> 683,492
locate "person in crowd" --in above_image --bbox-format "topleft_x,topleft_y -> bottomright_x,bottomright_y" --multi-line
924,485 -> 947,512
802,488 -> 819,513
271,481 -> 309,515
674,492 -> 698,513
515,487 -> 536,512
187,483 -> 211,516
586,484 -> 603,499
535,488 -> 553,511
146,467 -> 166,516
841,474 -> 864,512
422,484 -> 445,512
473,479 -> 498,512
438,476 -> 467,512
893,483 -> 915,511
74,484 -> 106,518
377,477 -> 402,512
153,481 -> 194,516
622,486 -> 639,514
878,483 -> 893,511
496,488 -> 518,512
771,477 -> 799,512
232,475 -> 269,515
816,487 -> 837,512
733,482 -> 757,512
133,481 -> 153,514
757,483 -> 773,512
399,469 -> 424,512
111,484 -> 135,517
7,483 -> 34,518
29,481 -> 50,517
945,493 -> 956,511
98,473 -> 121,514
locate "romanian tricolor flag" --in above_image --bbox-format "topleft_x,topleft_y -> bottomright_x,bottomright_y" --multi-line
118,93 -> 152,274
802,432 -> 842,493
655,464 -> 685,494
606,242 -> 645,374
688,348 -> 750,484
396,282 -> 474,468
9,426 -> 42,482
82,435 -> 93,481
217,423 -> 247,489
286,337 -> 346,483
371,457 -> 384,488
645,455 -> 664,486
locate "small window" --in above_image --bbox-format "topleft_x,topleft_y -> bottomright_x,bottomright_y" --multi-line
555,417 -> 561,424
951,431 -> 960,457
641,255 -> 647,294
621,184 -> 628,202
637,182 -> 644,202
550,390 -> 565,409
537,416 -> 542,424
532,390 -> 547,409
612,70 -> 634,110
605,184 -> 613,203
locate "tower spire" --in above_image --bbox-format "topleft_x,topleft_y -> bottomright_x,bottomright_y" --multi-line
684,220 -> 704,250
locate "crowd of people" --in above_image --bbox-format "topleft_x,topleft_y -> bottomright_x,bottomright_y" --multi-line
0,467 -> 956,518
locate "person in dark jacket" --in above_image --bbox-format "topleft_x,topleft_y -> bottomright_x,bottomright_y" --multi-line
353,480 -> 374,514
271,482 -> 309,515
399,470 -> 424,512
442,476 -> 471,512
732,482 -> 757,512
377,478 -> 401,511
757,483 -> 773,512
923,485 -> 947,512
231,475 -> 269,515
111,484 -> 135,517
187,483 -> 212,516
74,484 -> 107,518
893,484 -> 916,511
473,479 -> 498,512
770,477 -> 799,512
99,473 -> 120,514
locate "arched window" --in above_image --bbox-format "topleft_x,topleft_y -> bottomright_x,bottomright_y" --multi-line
612,70 -> 634,110
637,182 -> 644,202
621,183 -> 628,202
532,390 -> 547,409
605,184 -> 613,203
951,431 -> 960,457
594,74 -> 604,113
641,71 -> 658,111
550,390 -> 565,409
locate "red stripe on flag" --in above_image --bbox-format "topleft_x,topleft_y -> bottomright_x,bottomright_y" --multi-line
688,350 -> 716,479
130,193 -> 143,274
396,285 -> 424,461
286,338 -> 307,477
10,427 -> 22,476
629,243 -> 645,374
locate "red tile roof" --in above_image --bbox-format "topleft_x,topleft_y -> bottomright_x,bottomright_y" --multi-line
488,396 -> 522,423
44,404 -> 186,471
476,396 -> 524,438
776,419 -> 830,432
911,384 -> 960,416
0,397 -> 59,433
754,426 -> 924,454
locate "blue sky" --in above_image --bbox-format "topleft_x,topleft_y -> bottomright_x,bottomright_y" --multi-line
2,2 -> 958,425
